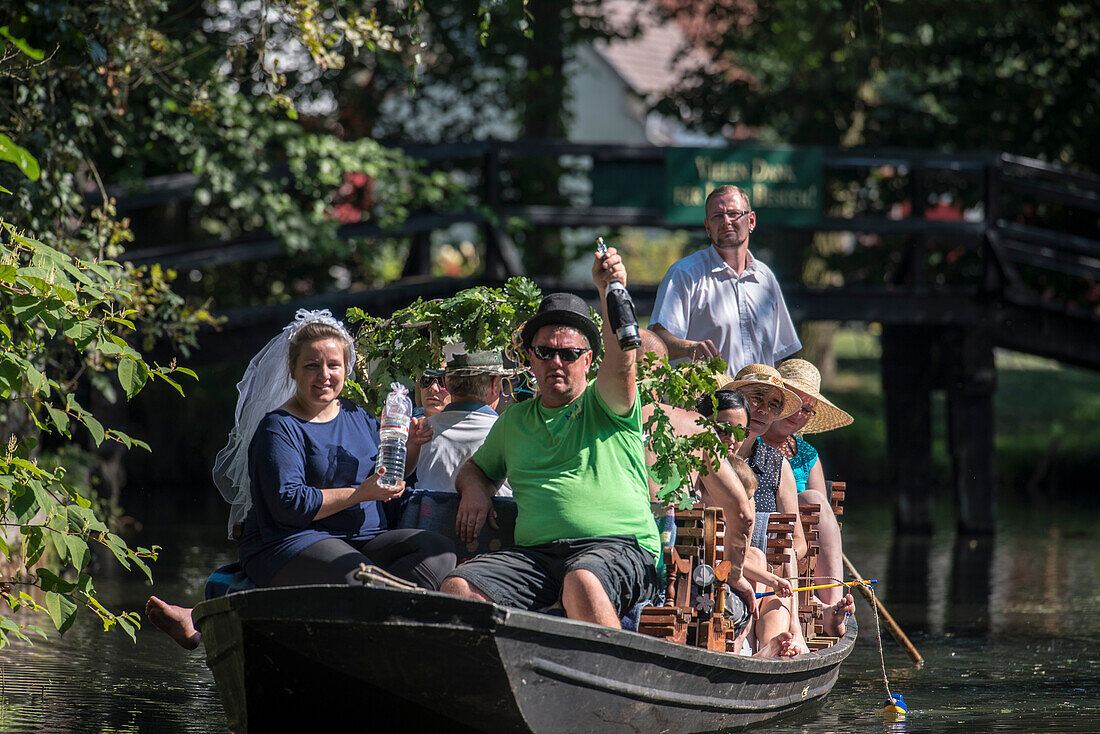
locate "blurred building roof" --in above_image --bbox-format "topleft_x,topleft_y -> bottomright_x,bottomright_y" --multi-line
590,0 -> 708,99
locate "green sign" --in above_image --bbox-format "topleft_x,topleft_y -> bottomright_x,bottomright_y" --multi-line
665,147 -> 823,226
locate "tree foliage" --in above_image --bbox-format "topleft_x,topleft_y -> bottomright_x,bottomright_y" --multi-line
0,0 -> 480,309
0,175 -> 197,646
658,0 -> 1100,172
0,0 -> 481,646
347,277 -> 544,407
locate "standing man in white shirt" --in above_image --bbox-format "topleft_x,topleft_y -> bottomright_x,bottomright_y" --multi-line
650,185 -> 801,375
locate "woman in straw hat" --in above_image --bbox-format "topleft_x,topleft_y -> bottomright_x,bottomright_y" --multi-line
762,359 -> 853,494
697,363 -> 812,655
714,364 -> 808,563
762,358 -> 854,637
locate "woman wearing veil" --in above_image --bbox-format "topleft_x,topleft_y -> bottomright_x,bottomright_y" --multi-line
147,310 -> 455,648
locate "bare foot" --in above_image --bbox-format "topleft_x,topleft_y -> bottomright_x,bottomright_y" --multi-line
145,596 -> 200,650
754,631 -> 801,658
821,592 -> 855,637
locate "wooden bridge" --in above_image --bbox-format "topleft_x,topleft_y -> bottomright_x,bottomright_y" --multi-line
113,141 -> 1100,534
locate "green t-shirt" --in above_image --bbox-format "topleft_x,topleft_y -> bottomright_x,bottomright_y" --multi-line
472,381 -> 661,562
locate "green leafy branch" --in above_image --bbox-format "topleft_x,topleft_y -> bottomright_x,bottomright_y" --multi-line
638,352 -> 747,510
0,189 -> 193,648
344,278 -> 744,511
0,433 -> 160,645
346,276 -> 542,408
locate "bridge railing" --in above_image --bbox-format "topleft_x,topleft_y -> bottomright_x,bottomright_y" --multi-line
111,140 -> 1098,344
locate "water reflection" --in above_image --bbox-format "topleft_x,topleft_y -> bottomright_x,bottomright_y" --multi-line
878,507 -> 1100,646
947,534 -> 994,637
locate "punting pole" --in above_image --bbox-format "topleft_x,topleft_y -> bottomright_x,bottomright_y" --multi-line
843,553 -> 924,668
754,579 -> 877,599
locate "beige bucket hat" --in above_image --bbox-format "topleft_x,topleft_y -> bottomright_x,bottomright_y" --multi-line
776,358 -> 853,434
444,350 -> 517,377
716,363 -> 803,420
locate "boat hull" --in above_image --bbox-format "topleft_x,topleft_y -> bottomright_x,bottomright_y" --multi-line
194,585 -> 855,733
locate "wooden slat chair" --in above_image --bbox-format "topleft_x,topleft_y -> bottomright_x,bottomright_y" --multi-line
797,503 -> 825,642
806,481 -> 850,649
640,507 -> 819,654
826,480 -> 845,530
638,506 -> 738,652
762,512 -> 825,646
764,513 -> 797,572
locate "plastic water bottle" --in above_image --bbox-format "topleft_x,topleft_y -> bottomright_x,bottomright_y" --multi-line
378,382 -> 412,487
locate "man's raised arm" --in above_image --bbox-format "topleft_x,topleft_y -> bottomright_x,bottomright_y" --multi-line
593,247 -> 636,415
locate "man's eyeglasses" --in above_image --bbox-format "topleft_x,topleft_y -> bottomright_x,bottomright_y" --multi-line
530,346 -> 590,363
419,372 -> 446,390
709,209 -> 752,222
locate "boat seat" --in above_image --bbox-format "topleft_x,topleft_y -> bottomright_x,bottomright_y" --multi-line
764,513 -> 797,573
797,503 -> 822,641
638,506 -> 751,652
797,481 -> 848,639
826,480 -> 845,531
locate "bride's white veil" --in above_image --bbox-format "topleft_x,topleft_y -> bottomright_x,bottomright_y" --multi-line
211,309 -> 356,538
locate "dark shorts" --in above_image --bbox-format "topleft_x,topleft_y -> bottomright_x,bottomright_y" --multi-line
446,535 -> 659,617
724,587 -> 752,634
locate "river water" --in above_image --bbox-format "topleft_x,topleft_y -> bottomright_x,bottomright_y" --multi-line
0,491 -> 1096,733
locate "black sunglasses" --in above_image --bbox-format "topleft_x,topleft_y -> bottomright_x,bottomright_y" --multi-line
530,346 -> 590,363
419,371 -> 446,389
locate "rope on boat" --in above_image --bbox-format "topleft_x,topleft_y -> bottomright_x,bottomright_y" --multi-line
784,574 -> 904,717
865,582 -> 895,705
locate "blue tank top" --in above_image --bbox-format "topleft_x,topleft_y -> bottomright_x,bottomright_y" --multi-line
788,436 -> 819,493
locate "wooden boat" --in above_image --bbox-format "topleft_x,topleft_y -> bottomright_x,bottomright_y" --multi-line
194,580 -> 856,733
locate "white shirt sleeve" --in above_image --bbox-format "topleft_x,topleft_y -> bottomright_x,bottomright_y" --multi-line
650,265 -> 690,338
770,281 -> 802,362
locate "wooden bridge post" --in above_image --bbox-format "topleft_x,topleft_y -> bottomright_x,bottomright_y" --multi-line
401,231 -> 432,277
945,328 -> 997,534
881,325 -> 936,532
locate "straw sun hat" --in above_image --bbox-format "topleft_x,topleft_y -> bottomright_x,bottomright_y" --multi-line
776,358 -> 853,434
716,363 -> 803,420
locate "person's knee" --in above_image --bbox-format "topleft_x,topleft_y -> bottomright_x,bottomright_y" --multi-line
562,569 -> 615,615
758,595 -> 790,619
440,575 -> 471,596
440,574 -> 491,601
799,489 -> 826,504
744,545 -> 766,571
564,568 -> 603,593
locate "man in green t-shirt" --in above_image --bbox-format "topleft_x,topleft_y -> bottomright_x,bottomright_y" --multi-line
440,249 -> 661,627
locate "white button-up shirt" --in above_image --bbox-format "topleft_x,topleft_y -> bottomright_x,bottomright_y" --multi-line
650,246 -> 801,375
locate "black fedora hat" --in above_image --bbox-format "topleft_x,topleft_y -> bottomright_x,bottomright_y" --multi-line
520,292 -> 602,355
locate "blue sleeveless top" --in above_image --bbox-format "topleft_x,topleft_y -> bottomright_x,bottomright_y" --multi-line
788,436 -> 819,493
